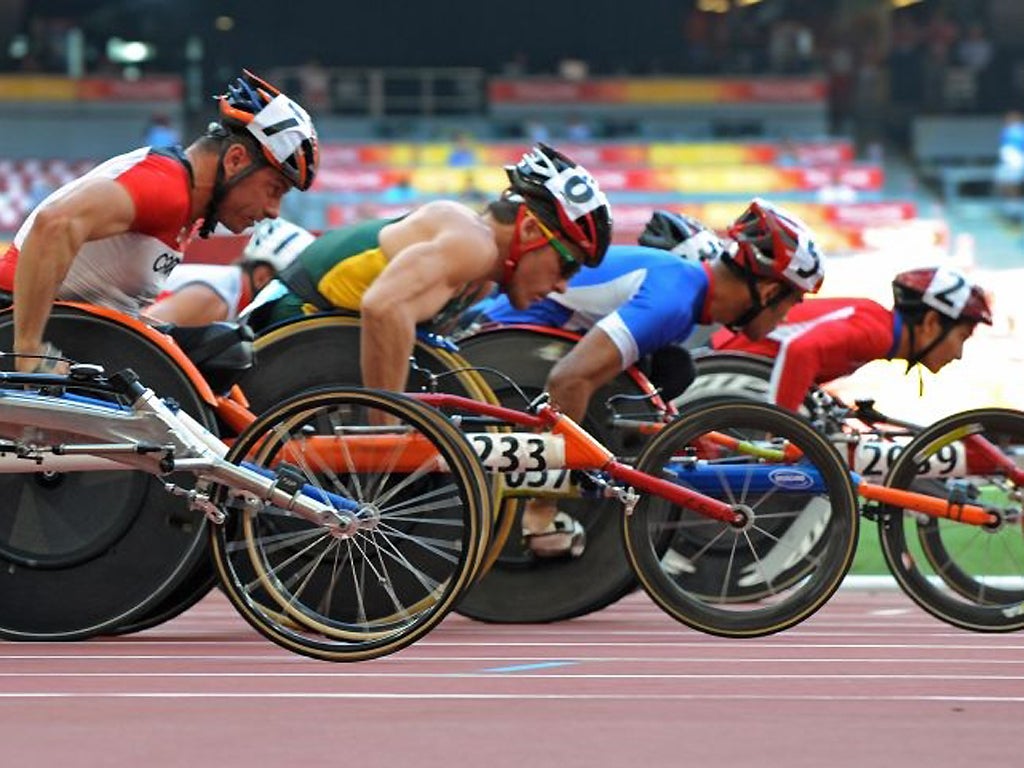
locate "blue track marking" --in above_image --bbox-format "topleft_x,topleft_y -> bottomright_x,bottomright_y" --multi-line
482,661 -> 578,673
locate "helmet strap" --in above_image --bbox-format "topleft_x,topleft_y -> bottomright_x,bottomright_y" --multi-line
198,142 -> 264,238
501,206 -> 549,286
903,316 -> 952,376
722,253 -> 766,331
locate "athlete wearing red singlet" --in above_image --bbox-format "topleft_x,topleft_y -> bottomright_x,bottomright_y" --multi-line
710,296 -> 898,410
709,267 -> 994,411
3,69 -> 319,373
0,147 -> 195,316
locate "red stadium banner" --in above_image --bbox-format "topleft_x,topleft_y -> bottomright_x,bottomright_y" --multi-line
489,77 -> 827,105
76,76 -> 184,101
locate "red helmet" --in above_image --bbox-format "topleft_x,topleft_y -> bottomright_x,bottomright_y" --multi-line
892,267 -> 993,325
218,70 -> 319,191
726,198 -> 825,293
504,143 -> 613,266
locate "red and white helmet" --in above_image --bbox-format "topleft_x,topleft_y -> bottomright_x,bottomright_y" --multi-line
892,267 -> 993,325
726,198 -> 825,293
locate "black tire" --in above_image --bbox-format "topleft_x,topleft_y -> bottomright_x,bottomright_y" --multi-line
672,352 -> 775,410
669,353 -> 834,600
239,314 -> 507,571
0,306 -> 217,639
879,408 -> 1024,632
241,314 -> 495,416
209,387 -> 491,661
623,398 -> 859,637
454,325 -> 663,623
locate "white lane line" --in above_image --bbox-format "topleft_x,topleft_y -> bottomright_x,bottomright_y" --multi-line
0,692 -> 1021,703
4,655 -> 1024,664
1,672 -> 1023,680
4,640 -> 1024,653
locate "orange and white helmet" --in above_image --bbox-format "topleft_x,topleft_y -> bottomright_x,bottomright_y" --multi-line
218,70 -> 319,191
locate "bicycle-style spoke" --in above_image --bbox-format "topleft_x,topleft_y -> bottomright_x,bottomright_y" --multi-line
625,399 -> 857,636
879,408 -> 1024,632
210,388 -> 489,660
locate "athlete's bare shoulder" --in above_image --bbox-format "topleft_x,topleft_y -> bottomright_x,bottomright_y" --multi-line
380,199 -> 496,258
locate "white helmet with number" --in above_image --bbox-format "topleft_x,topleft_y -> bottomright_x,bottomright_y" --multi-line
241,218 -> 315,272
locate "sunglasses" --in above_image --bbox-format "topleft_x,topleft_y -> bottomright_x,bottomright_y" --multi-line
532,216 -> 582,279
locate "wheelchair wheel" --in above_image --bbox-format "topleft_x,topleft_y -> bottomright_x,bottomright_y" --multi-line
453,325 -> 663,623
672,351 -> 776,410
209,387 -> 491,661
0,305 -> 217,639
241,314 -> 495,415
879,408 -> 1024,632
623,398 -> 859,637
239,314 -> 502,576
664,352 -> 840,601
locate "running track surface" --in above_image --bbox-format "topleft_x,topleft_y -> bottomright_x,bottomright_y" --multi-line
0,586 -> 1019,767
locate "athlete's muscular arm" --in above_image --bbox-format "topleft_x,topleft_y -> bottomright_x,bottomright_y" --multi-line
13,178 -> 135,371
144,284 -> 230,326
545,327 -> 624,422
361,206 -> 495,391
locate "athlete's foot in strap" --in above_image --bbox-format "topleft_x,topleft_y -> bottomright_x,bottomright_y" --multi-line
522,499 -> 586,558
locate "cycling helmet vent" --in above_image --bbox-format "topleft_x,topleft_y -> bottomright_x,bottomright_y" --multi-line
727,198 -> 824,293
504,143 -> 613,266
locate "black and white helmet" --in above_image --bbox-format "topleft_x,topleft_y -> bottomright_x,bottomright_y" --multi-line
638,210 -> 725,261
504,143 -> 613,266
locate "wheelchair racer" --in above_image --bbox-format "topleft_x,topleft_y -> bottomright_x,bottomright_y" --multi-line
0,70 -> 319,373
708,266 -> 993,410
465,199 -> 827,556
145,218 -> 316,326
240,143 -> 613,394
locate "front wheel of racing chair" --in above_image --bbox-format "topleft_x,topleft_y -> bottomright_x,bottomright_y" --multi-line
878,408 -> 1024,632
623,397 -> 859,637
209,387 -> 492,661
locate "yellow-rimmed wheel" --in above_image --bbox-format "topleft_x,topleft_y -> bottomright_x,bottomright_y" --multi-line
209,387 -> 491,661
624,398 -> 858,637
240,314 -> 505,578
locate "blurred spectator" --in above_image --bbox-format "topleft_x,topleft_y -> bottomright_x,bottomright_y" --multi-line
501,51 -> 529,77
826,40 -> 855,134
681,7 -> 712,74
994,110 -> 1024,223
564,114 -> 593,141
523,120 -> 551,143
298,58 -> 330,113
382,174 -> 418,205
457,171 -> 488,208
447,132 -> 476,167
956,23 -> 994,78
142,113 -> 180,148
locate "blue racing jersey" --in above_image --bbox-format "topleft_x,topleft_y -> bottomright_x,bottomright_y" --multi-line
474,244 -> 712,366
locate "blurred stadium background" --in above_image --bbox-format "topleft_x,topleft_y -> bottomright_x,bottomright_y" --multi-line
2,0 -> 1024,421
